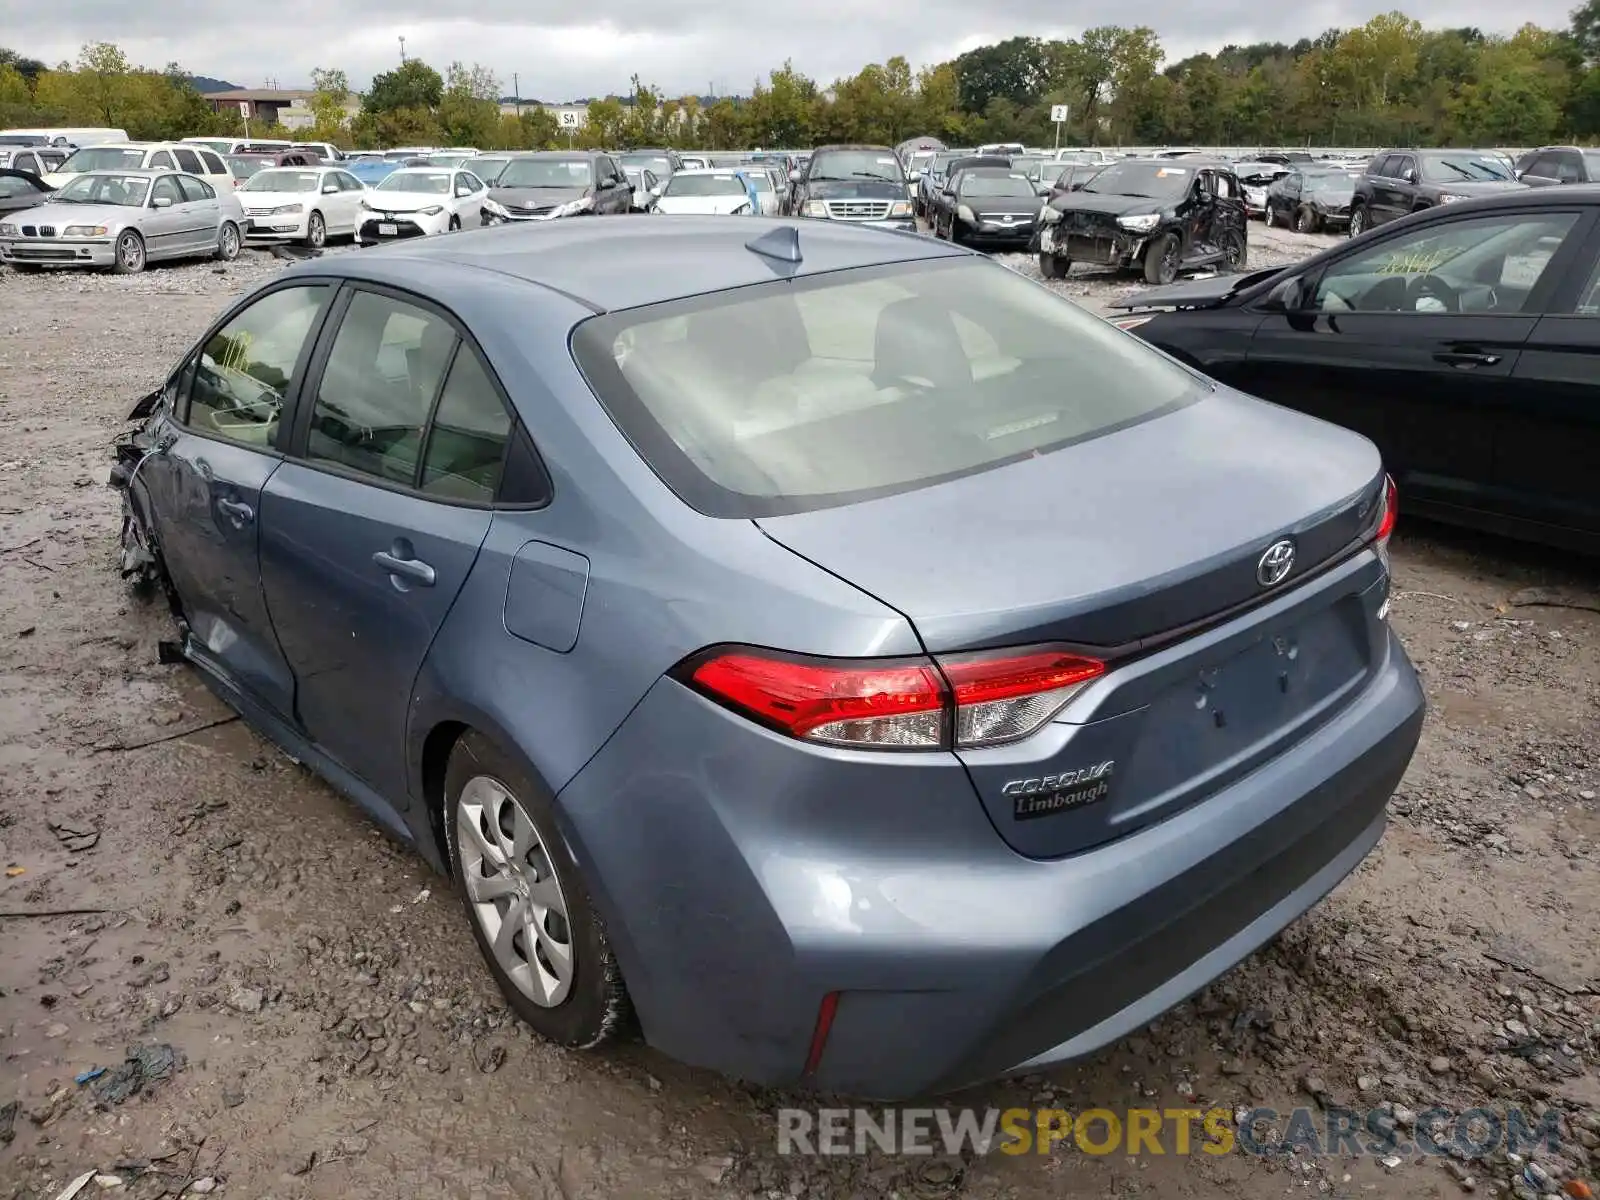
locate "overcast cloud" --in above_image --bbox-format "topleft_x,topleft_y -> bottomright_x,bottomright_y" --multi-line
9,0 -> 1582,100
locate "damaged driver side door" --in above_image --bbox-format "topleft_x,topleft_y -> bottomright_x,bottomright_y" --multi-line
136,283 -> 334,720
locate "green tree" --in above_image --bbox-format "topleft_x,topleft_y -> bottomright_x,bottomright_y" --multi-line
309,67 -> 352,144
439,61 -> 500,146
365,59 -> 444,113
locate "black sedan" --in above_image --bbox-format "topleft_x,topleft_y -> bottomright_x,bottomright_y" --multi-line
1109,187 -> 1600,553
928,168 -> 1042,248
0,168 -> 53,217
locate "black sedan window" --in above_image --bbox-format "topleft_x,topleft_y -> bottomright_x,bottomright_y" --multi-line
1312,213 -> 1578,315
0,175 -> 41,198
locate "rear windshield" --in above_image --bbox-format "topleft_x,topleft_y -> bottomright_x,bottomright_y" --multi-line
665,173 -> 746,196
571,259 -> 1198,517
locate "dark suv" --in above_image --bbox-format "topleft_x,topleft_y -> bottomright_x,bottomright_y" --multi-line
1348,149 -> 1524,236
1514,146 -> 1600,188
786,145 -> 914,230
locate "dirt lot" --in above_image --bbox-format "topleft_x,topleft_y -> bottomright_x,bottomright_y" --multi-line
1,228 -> 1598,1200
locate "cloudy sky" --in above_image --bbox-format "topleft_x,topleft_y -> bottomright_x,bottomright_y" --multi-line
12,0 -> 1582,100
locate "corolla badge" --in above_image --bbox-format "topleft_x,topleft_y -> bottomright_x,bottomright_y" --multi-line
1003,761 -> 1115,821
1256,538 -> 1296,587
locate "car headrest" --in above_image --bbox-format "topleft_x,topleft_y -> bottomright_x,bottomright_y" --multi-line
870,297 -> 972,391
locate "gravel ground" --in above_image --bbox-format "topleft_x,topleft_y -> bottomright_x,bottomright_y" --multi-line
1,235 -> 1598,1200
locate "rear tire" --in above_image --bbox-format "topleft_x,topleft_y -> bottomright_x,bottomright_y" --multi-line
1262,204 -> 1276,227
1349,205 -> 1368,238
444,731 -> 630,1049
1038,252 -> 1069,280
1143,232 -> 1180,285
215,221 -> 241,261
1294,205 -> 1318,234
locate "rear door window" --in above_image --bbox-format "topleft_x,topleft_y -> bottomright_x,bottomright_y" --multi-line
177,175 -> 213,202
174,148 -> 203,174
420,349 -> 514,502
199,150 -> 227,175
305,291 -> 459,487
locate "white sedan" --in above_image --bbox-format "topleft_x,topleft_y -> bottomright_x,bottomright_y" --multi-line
356,168 -> 487,245
236,165 -> 367,246
653,169 -> 760,216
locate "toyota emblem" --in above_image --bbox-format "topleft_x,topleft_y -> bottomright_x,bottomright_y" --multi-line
1257,539 -> 1296,587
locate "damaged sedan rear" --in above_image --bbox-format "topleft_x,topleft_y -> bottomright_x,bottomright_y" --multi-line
108,216 -> 1422,1100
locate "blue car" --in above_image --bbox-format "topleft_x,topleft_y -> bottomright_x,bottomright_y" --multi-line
111,217 -> 1423,1099
346,159 -> 401,186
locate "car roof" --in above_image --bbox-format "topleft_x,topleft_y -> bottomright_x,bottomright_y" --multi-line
306,217 -> 967,313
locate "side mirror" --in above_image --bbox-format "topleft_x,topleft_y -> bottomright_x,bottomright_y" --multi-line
1265,275 -> 1313,312
152,195 -> 173,208
323,183 -> 339,194
1402,169 -> 1418,184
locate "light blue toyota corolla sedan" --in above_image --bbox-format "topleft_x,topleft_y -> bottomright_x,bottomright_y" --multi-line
111,216 -> 1423,1099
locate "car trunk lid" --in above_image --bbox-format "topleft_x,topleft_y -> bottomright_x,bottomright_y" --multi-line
756,389 -> 1391,858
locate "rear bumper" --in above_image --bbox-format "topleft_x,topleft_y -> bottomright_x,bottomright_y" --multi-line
555,623 -> 1424,1099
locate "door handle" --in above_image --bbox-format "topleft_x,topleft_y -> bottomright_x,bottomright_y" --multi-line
216,497 -> 254,522
373,549 -> 436,587
1433,349 -> 1502,368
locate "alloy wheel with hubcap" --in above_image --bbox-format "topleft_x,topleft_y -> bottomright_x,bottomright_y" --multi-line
112,231 -> 145,274
1350,207 -> 1367,237
443,731 -> 629,1047
216,222 -> 240,260
456,775 -> 574,1007
306,212 -> 326,247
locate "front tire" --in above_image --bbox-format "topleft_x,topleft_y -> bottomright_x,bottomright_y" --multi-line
1038,252 -> 1070,280
444,731 -> 630,1048
448,214 -> 461,232
1349,205 -> 1368,238
1294,205 -> 1318,234
111,230 -> 145,274
1221,229 -> 1247,271
1262,204 -> 1276,227
1143,232 -> 1180,285
305,211 -> 326,248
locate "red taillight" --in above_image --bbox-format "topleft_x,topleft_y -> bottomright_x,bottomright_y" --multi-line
688,651 -> 946,747
1375,474 -> 1397,544
939,647 -> 1106,748
683,643 -> 1105,751
803,991 -> 840,1076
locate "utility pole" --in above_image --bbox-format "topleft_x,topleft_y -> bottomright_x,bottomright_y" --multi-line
398,36 -> 406,63
513,73 -> 520,116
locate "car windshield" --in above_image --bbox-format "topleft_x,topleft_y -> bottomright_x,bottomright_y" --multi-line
665,173 -> 747,197
1421,154 -> 1512,182
463,157 -> 508,182
60,147 -> 146,172
496,158 -> 594,187
426,154 -> 470,168
960,172 -> 1034,197
226,156 -> 268,178
807,150 -> 904,183
930,154 -> 961,173
746,172 -> 773,193
1303,172 -> 1357,197
1081,162 -> 1192,199
376,171 -> 451,194
572,258 -> 1196,518
55,173 -> 150,205
243,169 -> 320,192
621,154 -> 672,176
